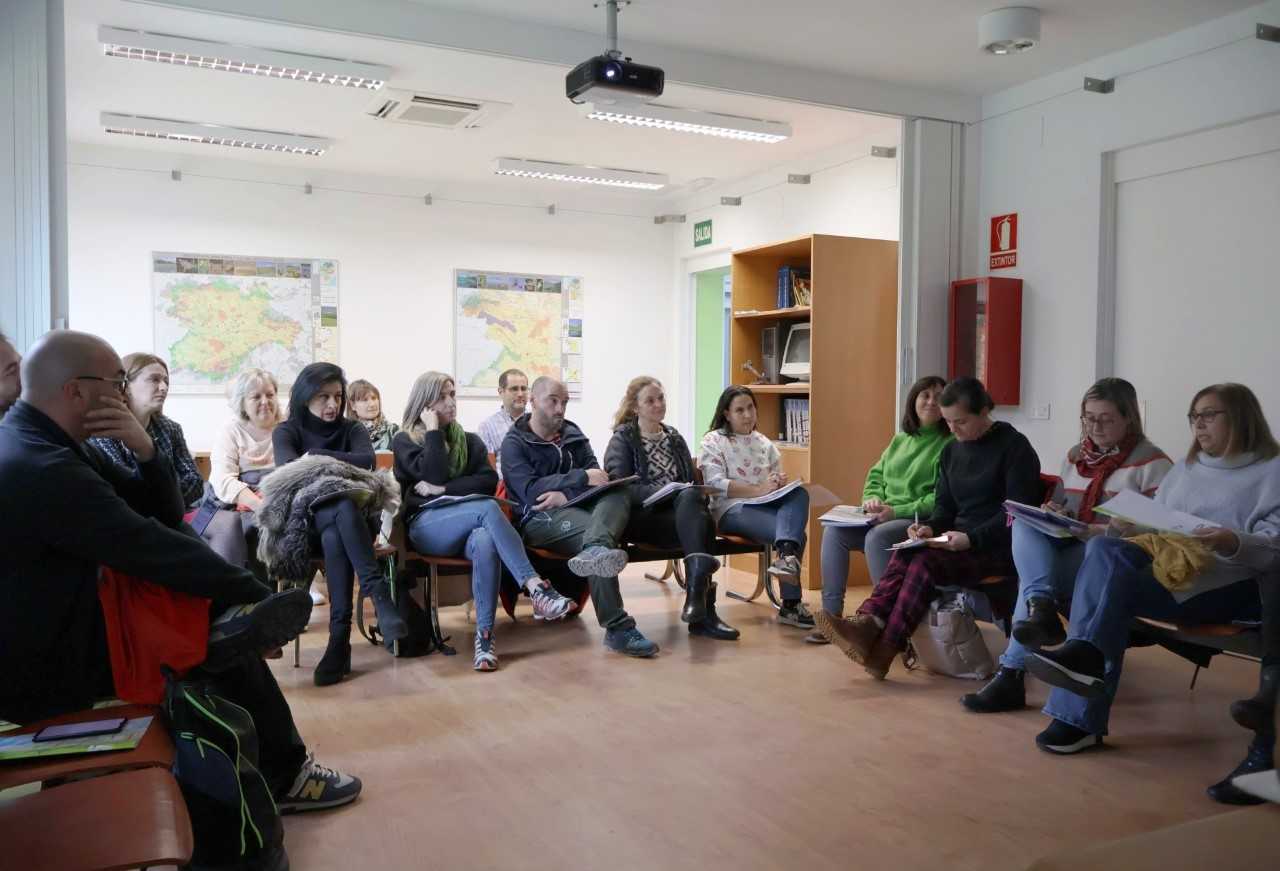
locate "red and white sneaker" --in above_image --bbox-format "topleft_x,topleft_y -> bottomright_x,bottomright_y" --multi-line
529,581 -> 574,621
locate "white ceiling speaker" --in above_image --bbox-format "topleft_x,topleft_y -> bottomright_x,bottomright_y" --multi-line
979,7 -> 1041,55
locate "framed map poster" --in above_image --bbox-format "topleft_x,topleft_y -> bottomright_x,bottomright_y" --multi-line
152,252 -> 339,394
453,269 -> 584,397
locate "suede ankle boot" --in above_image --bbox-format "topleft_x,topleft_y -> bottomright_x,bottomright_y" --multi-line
314,630 -> 352,687
960,667 -> 1027,713
1231,664 -> 1279,734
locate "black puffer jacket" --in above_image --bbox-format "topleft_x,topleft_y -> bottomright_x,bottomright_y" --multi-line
603,421 -> 696,502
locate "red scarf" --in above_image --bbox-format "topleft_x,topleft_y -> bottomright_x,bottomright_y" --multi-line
1072,433 -> 1138,523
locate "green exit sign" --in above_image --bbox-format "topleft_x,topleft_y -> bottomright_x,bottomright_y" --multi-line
693,219 -> 712,248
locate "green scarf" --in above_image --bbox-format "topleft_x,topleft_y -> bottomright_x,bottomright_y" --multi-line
444,421 -> 468,479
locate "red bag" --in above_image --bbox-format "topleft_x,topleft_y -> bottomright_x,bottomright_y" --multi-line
98,567 -> 211,704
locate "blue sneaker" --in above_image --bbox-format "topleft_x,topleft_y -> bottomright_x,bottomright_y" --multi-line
205,588 -> 312,672
278,753 -> 362,814
603,626 -> 659,658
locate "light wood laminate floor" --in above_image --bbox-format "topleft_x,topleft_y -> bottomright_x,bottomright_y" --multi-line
272,566 -> 1262,871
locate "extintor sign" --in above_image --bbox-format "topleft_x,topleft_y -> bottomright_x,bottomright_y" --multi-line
990,213 -> 1018,269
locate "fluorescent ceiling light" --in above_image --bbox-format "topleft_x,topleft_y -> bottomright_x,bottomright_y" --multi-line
585,102 -> 791,143
98,26 -> 391,90
100,112 -> 331,156
492,158 -> 668,190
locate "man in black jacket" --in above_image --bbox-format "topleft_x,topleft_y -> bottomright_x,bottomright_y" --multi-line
501,376 -> 658,657
0,331 -> 361,822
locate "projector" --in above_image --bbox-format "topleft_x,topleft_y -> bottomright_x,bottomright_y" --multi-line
566,55 -> 664,104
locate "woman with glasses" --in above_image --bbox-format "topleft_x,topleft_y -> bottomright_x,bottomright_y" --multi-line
963,377 -> 1172,715
87,353 -> 203,507
1021,383 -> 1278,757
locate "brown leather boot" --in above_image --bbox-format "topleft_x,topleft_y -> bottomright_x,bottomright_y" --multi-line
864,636 -> 900,681
814,610 -> 880,664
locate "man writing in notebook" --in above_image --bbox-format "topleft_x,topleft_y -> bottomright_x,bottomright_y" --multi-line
501,376 -> 658,657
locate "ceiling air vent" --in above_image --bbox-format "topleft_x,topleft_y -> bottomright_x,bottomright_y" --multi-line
365,90 -> 510,129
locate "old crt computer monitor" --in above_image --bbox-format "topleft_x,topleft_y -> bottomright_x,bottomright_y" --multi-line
780,322 -> 811,381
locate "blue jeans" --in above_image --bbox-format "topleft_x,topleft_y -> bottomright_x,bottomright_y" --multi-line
1044,536 -> 1262,735
407,499 -> 539,633
1000,520 -> 1087,669
819,518 -> 912,615
718,487 -> 810,601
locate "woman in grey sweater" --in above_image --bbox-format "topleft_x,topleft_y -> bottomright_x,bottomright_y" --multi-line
1024,383 -> 1278,762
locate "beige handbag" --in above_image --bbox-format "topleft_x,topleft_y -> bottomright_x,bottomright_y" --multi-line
907,590 -> 996,680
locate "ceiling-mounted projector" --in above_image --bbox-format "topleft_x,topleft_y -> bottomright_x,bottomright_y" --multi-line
566,0 -> 663,104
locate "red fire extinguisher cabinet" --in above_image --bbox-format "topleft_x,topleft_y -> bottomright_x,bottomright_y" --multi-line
948,277 -> 1022,406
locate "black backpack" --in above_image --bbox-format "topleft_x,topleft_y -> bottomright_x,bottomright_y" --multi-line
162,669 -> 284,868
358,570 -> 446,658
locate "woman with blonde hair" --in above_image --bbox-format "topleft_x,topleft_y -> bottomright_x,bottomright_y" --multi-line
1025,382 -> 1277,758
391,371 -> 574,671
603,376 -> 735,639
196,367 -> 283,583
347,379 -> 399,450
88,352 -> 202,506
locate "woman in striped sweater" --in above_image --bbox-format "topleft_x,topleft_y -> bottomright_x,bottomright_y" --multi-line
963,377 -> 1172,714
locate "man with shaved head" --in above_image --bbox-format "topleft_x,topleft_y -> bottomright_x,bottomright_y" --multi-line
501,375 -> 658,657
0,333 -> 20,417
0,330 -> 362,865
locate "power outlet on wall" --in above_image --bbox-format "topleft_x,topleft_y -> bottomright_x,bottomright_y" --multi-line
1029,403 -> 1051,420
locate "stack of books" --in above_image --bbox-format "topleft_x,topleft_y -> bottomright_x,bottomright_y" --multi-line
783,398 -> 810,445
777,266 -> 811,308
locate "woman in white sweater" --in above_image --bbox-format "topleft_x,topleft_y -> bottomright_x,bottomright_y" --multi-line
1024,383 -> 1278,758
699,385 -> 813,629
198,368 -> 283,585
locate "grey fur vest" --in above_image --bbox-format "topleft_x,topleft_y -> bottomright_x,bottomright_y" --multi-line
255,454 -> 400,582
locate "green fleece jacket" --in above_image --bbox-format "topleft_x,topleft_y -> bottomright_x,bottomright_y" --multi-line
861,424 -> 953,519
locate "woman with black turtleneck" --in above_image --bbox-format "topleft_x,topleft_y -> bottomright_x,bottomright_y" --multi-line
273,362 -> 407,686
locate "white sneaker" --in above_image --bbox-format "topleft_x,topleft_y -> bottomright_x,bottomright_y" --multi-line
309,586 -> 327,606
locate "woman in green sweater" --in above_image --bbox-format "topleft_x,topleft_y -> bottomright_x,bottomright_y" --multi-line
811,375 -> 952,643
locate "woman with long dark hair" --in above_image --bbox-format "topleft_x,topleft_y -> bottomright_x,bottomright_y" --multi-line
699,385 -> 814,630
270,362 -> 407,686
811,375 -> 952,645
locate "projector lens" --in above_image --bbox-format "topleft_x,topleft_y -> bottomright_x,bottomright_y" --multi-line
603,61 -> 621,79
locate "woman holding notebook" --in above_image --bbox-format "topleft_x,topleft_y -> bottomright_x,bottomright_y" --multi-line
700,385 -> 814,630
812,375 -> 952,645
819,377 -> 1042,680
962,377 -> 1172,715
1023,383 -> 1277,760
391,371 -> 574,672
604,377 -> 736,640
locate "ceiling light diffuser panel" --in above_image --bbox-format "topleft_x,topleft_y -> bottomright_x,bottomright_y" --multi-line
585,102 -> 791,143
100,113 -> 331,156
98,26 -> 391,89
492,158 -> 668,190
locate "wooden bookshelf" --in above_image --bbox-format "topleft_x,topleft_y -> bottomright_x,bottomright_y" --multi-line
727,234 -> 899,588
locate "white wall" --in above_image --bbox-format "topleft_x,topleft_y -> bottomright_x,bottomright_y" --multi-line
665,126 -> 903,433
67,144 -> 676,452
971,0 -> 1280,465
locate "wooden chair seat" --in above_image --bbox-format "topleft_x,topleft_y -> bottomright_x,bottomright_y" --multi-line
0,766 -> 194,871
0,704 -> 172,792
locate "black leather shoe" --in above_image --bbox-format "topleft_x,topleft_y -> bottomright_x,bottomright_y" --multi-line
371,588 -> 408,643
1026,640 -> 1106,699
314,635 -> 352,687
680,554 -> 718,624
1231,664 -> 1279,734
1012,596 -> 1066,651
1207,739 -> 1275,805
961,667 -> 1026,713
688,582 -> 739,640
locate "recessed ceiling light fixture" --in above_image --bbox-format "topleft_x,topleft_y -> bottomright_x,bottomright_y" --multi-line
100,112 -> 331,156
98,26 -> 391,89
585,101 -> 791,143
492,158 -> 667,190
979,7 -> 1041,55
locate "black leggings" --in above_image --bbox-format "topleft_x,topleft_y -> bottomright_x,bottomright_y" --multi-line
1262,579 -> 1280,667
312,499 -> 385,632
625,487 -> 716,556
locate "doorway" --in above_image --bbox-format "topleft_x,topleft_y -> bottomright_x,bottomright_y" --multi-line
692,266 -> 731,446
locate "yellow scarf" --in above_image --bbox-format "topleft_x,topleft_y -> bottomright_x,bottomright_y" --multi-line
1129,533 -> 1214,592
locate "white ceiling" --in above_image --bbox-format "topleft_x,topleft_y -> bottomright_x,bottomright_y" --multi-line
66,0 -> 899,196
409,0 -> 1260,96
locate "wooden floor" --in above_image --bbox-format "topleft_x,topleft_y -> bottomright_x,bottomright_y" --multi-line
272,565 -> 1262,871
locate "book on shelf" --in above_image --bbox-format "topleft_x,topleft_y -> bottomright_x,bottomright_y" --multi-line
782,397 -> 810,445
776,265 -> 810,309
792,276 -> 813,307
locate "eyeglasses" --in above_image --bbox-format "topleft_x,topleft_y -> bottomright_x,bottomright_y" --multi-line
74,375 -> 129,395
1081,415 -> 1119,429
1188,409 -> 1225,425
